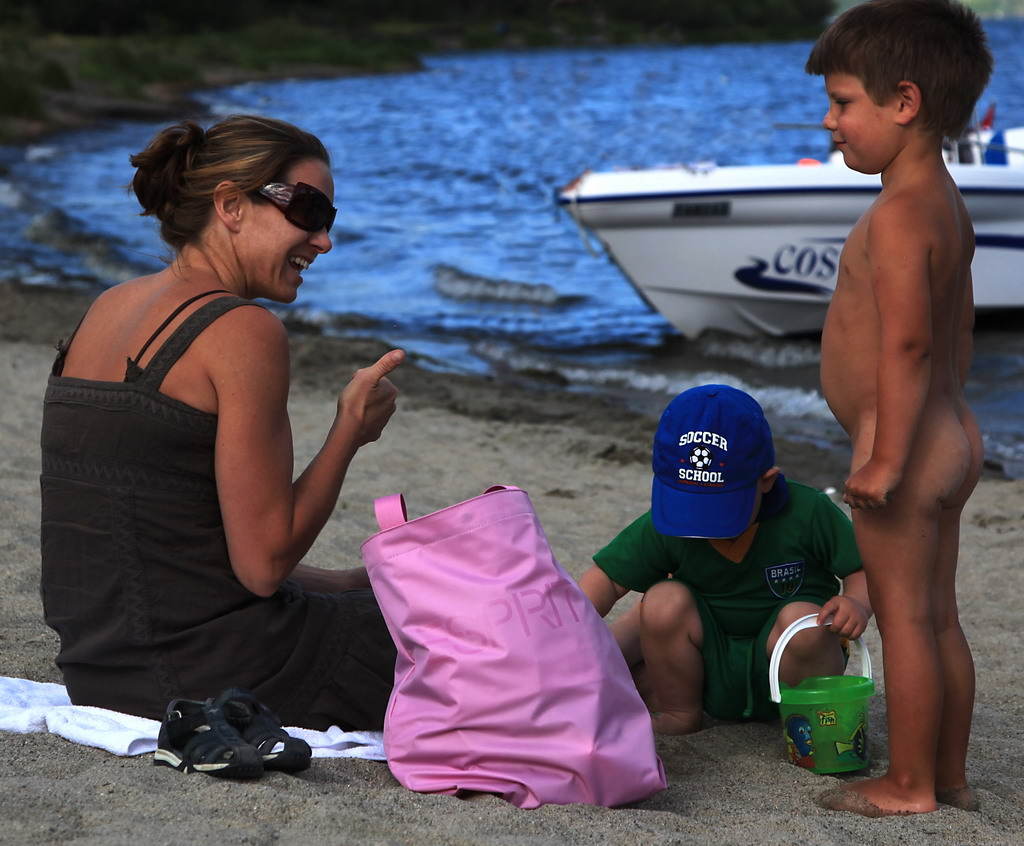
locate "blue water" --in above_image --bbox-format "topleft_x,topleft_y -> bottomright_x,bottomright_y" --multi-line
2,21 -> 1023,475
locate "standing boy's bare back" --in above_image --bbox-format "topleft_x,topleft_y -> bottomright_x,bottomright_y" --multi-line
806,0 -> 993,818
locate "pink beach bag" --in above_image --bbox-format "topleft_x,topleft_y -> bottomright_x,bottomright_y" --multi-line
360,485 -> 666,809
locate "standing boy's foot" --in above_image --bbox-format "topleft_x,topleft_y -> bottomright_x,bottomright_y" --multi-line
936,786 -> 979,811
817,778 -> 938,817
817,788 -> 912,817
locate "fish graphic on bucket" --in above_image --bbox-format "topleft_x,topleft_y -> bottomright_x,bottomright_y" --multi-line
769,613 -> 875,774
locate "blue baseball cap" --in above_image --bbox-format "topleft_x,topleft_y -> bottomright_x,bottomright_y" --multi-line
651,385 -> 784,538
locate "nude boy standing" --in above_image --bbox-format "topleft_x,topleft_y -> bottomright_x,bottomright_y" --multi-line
805,0 -> 993,817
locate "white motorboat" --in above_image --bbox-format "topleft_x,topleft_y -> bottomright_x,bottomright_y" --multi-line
557,124 -> 1024,339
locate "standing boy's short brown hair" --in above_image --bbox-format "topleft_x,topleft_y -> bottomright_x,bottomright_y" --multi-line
805,0 -> 993,138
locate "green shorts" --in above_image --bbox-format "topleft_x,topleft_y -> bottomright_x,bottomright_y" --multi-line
685,590 -> 842,723
691,591 -> 783,722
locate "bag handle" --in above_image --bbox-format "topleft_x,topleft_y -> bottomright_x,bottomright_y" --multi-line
768,613 -> 872,703
373,494 -> 409,531
372,486 -> 522,531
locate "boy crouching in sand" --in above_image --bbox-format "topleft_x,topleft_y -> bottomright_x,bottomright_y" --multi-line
578,385 -> 871,736
805,0 -> 993,817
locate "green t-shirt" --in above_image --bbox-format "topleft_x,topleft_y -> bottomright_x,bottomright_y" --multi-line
593,481 -> 861,639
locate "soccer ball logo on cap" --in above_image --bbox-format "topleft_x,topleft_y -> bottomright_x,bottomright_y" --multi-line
689,445 -> 713,469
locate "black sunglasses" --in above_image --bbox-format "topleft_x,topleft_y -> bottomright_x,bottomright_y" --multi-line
255,181 -> 336,234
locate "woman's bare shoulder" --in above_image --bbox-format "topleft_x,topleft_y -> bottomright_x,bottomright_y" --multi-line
79,275 -> 149,313
193,298 -> 291,376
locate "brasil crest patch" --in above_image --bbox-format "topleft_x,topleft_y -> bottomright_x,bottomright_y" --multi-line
764,560 -> 805,598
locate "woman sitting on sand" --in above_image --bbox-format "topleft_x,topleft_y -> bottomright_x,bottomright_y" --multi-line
39,114 -> 403,736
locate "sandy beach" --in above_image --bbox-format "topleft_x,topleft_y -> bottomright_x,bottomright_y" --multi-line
1,280 -> 1021,845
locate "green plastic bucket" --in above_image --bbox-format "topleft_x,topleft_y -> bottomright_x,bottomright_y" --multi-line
769,613 -> 874,774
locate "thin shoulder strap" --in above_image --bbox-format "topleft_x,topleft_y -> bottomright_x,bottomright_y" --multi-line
128,295 -> 262,390
124,289 -> 229,379
50,312 -> 88,377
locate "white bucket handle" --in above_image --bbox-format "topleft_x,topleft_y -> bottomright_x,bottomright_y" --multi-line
768,613 -> 872,704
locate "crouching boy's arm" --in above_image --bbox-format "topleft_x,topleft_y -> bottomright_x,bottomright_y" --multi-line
819,568 -> 872,640
578,564 -> 630,618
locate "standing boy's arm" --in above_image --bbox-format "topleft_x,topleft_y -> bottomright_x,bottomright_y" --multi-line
843,198 -> 933,510
578,564 -> 630,617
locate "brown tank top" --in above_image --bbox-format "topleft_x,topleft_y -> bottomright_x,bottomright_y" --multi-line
39,293 -> 392,728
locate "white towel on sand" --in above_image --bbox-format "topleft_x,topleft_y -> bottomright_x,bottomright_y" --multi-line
0,676 -> 386,760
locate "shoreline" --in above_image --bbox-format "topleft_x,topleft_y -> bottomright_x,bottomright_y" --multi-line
7,279 -> 1014,490
2,280 -> 1022,844
1,279 -> 855,492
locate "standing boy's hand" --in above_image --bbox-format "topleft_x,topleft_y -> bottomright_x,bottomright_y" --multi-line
843,458 -> 900,510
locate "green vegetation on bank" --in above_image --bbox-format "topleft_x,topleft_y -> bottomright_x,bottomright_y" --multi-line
0,16 -> 430,139
0,0 -> 833,140
2,1 -> 836,38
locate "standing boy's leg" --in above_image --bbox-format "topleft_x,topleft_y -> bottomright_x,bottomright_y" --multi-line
931,413 -> 982,808
842,498 -> 944,815
823,415 -> 978,817
931,503 -> 976,807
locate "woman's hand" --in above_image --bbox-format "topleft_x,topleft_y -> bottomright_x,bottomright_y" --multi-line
337,350 -> 404,447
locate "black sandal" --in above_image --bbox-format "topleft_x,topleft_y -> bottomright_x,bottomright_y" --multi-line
213,687 -> 312,773
154,698 -> 263,778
